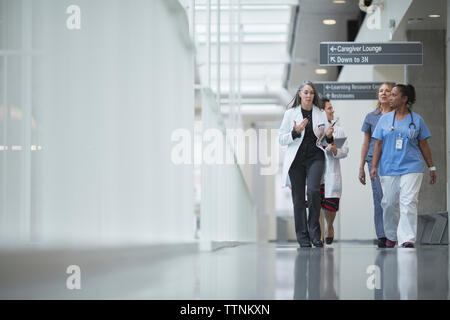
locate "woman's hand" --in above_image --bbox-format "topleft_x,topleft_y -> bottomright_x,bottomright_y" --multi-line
359,167 -> 366,185
371,140 -> 383,182
293,119 -> 308,133
430,170 -> 437,185
370,166 -> 378,181
325,125 -> 334,138
418,140 -> 436,185
326,143 -> 337,156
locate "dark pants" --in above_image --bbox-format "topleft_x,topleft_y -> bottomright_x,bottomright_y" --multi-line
294,249 -> 321,299
289,159 -> 324,245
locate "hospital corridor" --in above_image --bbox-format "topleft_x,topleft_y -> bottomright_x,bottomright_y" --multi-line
1,0 -> 450,303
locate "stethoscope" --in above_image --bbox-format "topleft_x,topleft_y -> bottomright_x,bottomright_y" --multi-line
390,109 -> 416,139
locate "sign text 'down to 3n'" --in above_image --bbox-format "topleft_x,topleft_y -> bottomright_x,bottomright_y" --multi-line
319,42 -> 423,66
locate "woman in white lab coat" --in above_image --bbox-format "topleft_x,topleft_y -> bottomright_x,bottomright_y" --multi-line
279,81 -> 334,248
318,98 -> 349,245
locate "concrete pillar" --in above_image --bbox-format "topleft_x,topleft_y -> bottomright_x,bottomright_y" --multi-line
446,1 -> 450,296
406,29 -> 447,214
447,0 -> 450,248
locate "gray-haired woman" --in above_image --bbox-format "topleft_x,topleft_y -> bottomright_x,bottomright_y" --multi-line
279,81 -> 334,248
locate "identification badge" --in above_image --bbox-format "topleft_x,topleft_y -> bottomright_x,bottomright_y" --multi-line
396,134 -> 403,150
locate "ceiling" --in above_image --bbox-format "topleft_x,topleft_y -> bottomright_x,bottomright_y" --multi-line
194,0 -> 295,96
194,0 -> 365,106
192,0 -> 448,125
396,0 -> 446,33
287,0 -> 362,94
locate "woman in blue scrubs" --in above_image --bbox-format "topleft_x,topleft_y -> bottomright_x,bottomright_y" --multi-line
359,82 -> 394,248
370,84 -> 436,248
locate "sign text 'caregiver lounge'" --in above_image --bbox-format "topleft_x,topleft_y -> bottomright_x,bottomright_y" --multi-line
319,42 -> 423,66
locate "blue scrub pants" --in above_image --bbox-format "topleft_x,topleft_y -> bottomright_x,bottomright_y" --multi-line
367,158 -> 386,239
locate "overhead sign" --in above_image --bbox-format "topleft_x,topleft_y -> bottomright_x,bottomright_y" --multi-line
319,42 -> 423,66
315,82 -> 383,100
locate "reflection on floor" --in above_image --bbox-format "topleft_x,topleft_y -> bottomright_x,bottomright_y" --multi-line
0,242 -> 448,299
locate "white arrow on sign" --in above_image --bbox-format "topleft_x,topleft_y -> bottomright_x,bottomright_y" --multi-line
330,46 -> 336,52
330,57 -> 336,62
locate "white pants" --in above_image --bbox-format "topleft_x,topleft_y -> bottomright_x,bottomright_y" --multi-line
379,173 -> 423,245
397,250 -> 418,299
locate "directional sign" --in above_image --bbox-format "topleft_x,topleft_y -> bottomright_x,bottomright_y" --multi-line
315,82 -> 383,100
320,42 -> 422,66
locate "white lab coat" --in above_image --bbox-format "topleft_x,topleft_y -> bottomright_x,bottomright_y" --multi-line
278,105 -> 330,188
321,124 -> 349,198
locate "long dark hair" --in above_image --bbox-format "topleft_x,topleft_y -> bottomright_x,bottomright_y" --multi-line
287,80 -> 322,109
394,84 -> 416,107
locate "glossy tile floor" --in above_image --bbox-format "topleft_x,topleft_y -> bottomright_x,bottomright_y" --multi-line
0,242 -> 448,299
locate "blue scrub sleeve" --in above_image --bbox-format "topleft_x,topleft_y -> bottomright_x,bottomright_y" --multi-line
418,117 -> 431,140
372,117 -> 384,140
361,114 -> 371,133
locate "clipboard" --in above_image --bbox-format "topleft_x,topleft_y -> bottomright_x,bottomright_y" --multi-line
334,137 -> 347,148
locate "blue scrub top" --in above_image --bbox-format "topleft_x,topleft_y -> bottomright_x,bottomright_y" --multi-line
361,109 -> 382,161
372,111 -> 431,176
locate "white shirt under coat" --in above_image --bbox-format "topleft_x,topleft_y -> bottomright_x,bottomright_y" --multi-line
321,124 -> 349,199
278,104 -> 331,188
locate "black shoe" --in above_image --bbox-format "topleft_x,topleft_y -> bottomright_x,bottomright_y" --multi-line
401,242 -> 415,248
325,226 -> 334,245
377,237 -> 387,248
312,240 -> 323,248
299,243 -> 312,248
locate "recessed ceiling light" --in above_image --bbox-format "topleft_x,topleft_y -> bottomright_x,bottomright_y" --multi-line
333,0 -> 346,4
323,19 -> 336,25
428,14 -> 440,18
315,68 -> 327,75
408,18 -> 423,24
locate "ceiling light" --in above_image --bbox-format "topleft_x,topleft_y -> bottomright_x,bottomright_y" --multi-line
407,18 -> 423,24
315,68 -> 327,75
333,0 -> 346,4
323,19 -> 336,25
428,14 -> 440,18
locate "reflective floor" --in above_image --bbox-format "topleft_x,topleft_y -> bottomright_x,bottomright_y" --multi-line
0,242 -> 448,299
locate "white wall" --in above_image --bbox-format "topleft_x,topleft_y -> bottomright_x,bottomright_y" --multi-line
333,0 -> 412,240
0,0 -> 195,245
200,89 -> 257,243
